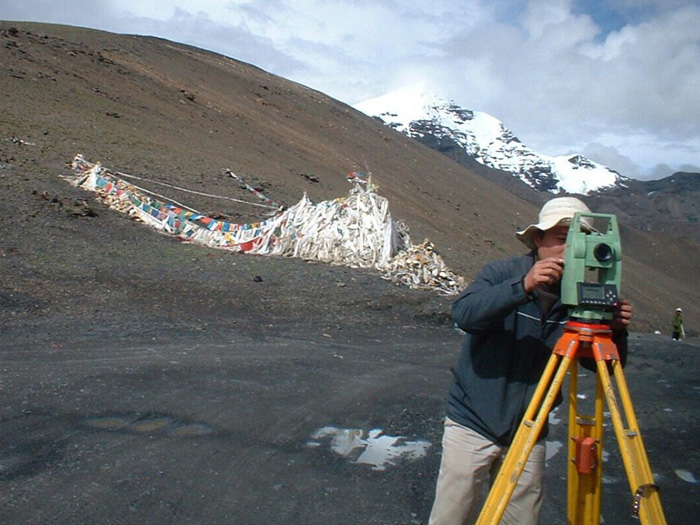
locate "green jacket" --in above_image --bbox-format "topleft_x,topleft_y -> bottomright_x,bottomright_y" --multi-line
672,314 -> 684,332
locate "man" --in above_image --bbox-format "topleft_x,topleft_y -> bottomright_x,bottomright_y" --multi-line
429,197 -> 633,525
671,308 -> 684,340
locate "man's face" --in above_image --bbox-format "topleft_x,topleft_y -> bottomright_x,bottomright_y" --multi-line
535,225 -> 569,260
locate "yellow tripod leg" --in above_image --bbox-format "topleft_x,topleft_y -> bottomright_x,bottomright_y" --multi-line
596,358 -> 667,524
476,351 -> 573,524
567,360 -> 604,525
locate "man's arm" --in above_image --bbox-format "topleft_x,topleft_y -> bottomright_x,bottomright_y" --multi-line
452,258 -> 532,333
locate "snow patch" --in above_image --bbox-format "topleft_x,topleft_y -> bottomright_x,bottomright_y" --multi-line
356,88 -> 626,195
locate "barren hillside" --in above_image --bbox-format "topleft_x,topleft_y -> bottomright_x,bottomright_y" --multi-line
1,21 -> 698,335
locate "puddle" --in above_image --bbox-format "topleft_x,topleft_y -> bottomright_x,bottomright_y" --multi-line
84,416 -> 132,430
171,424 -> 213,437
308,426 -> 430,471
83,414 -> 213,437
675,469 -> 699,484
545,440 -> 563,462
130,417 -> 173,433
548,407 -> 562,425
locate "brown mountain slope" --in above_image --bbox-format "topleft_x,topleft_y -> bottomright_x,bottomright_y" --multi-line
1,21 -> 697,336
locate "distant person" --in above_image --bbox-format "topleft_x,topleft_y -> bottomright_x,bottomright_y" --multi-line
672,308 -> 685,340
428,196 -> 633,525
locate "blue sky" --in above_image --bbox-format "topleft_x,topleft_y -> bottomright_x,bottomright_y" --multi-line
2,0 -> 699,180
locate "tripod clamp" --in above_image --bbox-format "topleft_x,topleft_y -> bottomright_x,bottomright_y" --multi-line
632,484 -> 661,520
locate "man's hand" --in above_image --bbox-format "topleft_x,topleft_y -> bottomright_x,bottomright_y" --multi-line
523,257 -> 564,293
611,299 -> 633,332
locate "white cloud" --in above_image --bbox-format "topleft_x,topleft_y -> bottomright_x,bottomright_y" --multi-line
581,143 -> 641,178
1,0 -> 698,178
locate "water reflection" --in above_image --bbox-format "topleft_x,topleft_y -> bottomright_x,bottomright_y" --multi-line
308,426 -> 431,471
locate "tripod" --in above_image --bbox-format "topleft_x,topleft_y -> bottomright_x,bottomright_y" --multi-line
475,320 -> 666,524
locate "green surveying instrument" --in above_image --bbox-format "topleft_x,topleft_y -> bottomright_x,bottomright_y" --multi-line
561,213 -> 621,322
476,212 -> 666,524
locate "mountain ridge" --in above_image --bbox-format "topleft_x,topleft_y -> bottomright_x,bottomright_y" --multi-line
355,87 -> 627,195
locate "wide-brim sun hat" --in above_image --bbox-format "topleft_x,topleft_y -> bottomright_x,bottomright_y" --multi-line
517,197 -> 592,250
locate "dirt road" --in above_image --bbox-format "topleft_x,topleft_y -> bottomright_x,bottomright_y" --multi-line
2,326 -> 698,524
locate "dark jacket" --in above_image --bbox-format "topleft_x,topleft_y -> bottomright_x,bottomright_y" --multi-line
446,252 -> 628,446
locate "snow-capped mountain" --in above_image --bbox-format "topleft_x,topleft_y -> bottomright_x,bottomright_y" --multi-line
355,87 -> 627,195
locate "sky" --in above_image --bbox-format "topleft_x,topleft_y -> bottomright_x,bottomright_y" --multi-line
2,0 -> 699,180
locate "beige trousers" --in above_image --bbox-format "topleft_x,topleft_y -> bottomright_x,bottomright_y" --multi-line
429,417 -> 545,525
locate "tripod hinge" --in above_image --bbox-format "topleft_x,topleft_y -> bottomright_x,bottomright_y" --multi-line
631,483 -> 660,519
